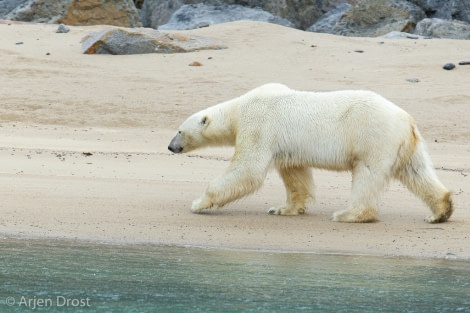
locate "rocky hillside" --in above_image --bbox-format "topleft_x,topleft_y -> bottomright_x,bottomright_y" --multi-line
1,0 -> 469,39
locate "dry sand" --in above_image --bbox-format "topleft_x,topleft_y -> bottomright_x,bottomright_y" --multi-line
0,21 -> 469,259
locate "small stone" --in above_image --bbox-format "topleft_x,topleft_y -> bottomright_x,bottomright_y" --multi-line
56,23 -> 70,33
458,61 -> 470,65
196,22 -> 210,28
445,252 -> 457,260
15,41 -> 23,45
354,50 -> 364,53
189,61 -> 203,66
406,78 -> 420,83
443,63 -> 455,70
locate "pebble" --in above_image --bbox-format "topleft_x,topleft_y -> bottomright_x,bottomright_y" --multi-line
56,23 -> 70,33
445,252 -> 457,260
406,78 -> 420,83
458,61 -> 470,65
443,63 -> 455,70
189,61 -> 203,66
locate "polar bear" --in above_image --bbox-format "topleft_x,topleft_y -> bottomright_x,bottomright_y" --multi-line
168,83 -> 453,223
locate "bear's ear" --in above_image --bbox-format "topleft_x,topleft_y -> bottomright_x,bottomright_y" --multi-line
200,116 -> 209,126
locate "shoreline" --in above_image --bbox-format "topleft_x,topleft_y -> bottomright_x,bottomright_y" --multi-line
1,234 -> 467,261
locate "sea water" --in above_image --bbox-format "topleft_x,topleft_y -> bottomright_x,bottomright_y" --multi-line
0,239 -> 469,313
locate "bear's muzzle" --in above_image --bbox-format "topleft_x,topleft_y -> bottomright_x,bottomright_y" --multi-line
168,132 -> 184,153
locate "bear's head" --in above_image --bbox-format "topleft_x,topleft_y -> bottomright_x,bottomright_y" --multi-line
168,111 -> 209,153
169,101 -> 237,154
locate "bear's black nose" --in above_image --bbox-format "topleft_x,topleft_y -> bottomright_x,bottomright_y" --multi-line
168,145 -> 183,153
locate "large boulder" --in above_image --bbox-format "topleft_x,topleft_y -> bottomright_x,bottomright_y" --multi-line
57,0 -> 142,27
4,0 -> 71,23
415,18 -> 470,40
81,27 -> 227,55
140,0 -> 183,29
140,0 -> 327,30
331,0 -> 425,37
408,0 -> 470,24
0,0 -> 30,17
307,3 -> 352,33
4,0 -> 142,27
158,3 -> 294,30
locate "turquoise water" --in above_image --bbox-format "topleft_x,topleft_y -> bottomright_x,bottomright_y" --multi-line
0,239 -> 469,313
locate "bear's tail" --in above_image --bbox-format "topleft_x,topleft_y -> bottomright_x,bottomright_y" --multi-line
392,123 -> 453,223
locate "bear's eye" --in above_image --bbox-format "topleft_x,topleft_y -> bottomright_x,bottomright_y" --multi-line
201,116 -> 207,125
178,131 -> 182,134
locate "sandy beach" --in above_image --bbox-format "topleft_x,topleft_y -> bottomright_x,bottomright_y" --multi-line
0,21 -> 469,259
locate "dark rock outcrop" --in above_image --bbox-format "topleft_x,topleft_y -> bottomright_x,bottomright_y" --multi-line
57,0 -> 142,27
140,0 -> 182,29
140,0 -> 332,30
2,0 -> 470,40
0,0 -> 30,17
81,27 -> 227,55
408,0 -> 470,24
158,3 -> 294,30
4,0 -> 142,27
4,0 -> 71,23
415,18 -> 470,40
326,0 -> 425,37
307,3 -> 352,33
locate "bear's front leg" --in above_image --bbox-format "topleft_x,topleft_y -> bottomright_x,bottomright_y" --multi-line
268,166 -> 314,216
190,150 -> 271,213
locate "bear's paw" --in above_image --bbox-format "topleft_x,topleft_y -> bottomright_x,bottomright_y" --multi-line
191,197 -> 214,213
268,206 -> 305,216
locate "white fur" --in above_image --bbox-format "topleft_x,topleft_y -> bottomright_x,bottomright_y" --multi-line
168,83 -> 453,223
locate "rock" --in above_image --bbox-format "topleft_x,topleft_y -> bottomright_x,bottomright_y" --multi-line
406,78 -> 420,83
445,252 -> 457,260
459,61 -> 470,65
443,63 -> 455,70
415,18 -> 470,40
380,31 -> 427,39
157,3 -> 294,30
307,3 -> 352,33
4,0 -> 141,27
57,0 -> 142,27
56,23 -> 70,33
0,0 -> 30,17
331,0 -> 426,37
140,0 -> 327,30
81,27 -> 227,55
250,0 -> 325,30
5,0 -> 72,23
408,0 -> 470,24
140,0 -> 182,29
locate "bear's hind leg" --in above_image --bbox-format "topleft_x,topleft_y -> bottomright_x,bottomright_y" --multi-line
394,145 -> 453,223
268,166 -> 314,216
333,162 -> 388,223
